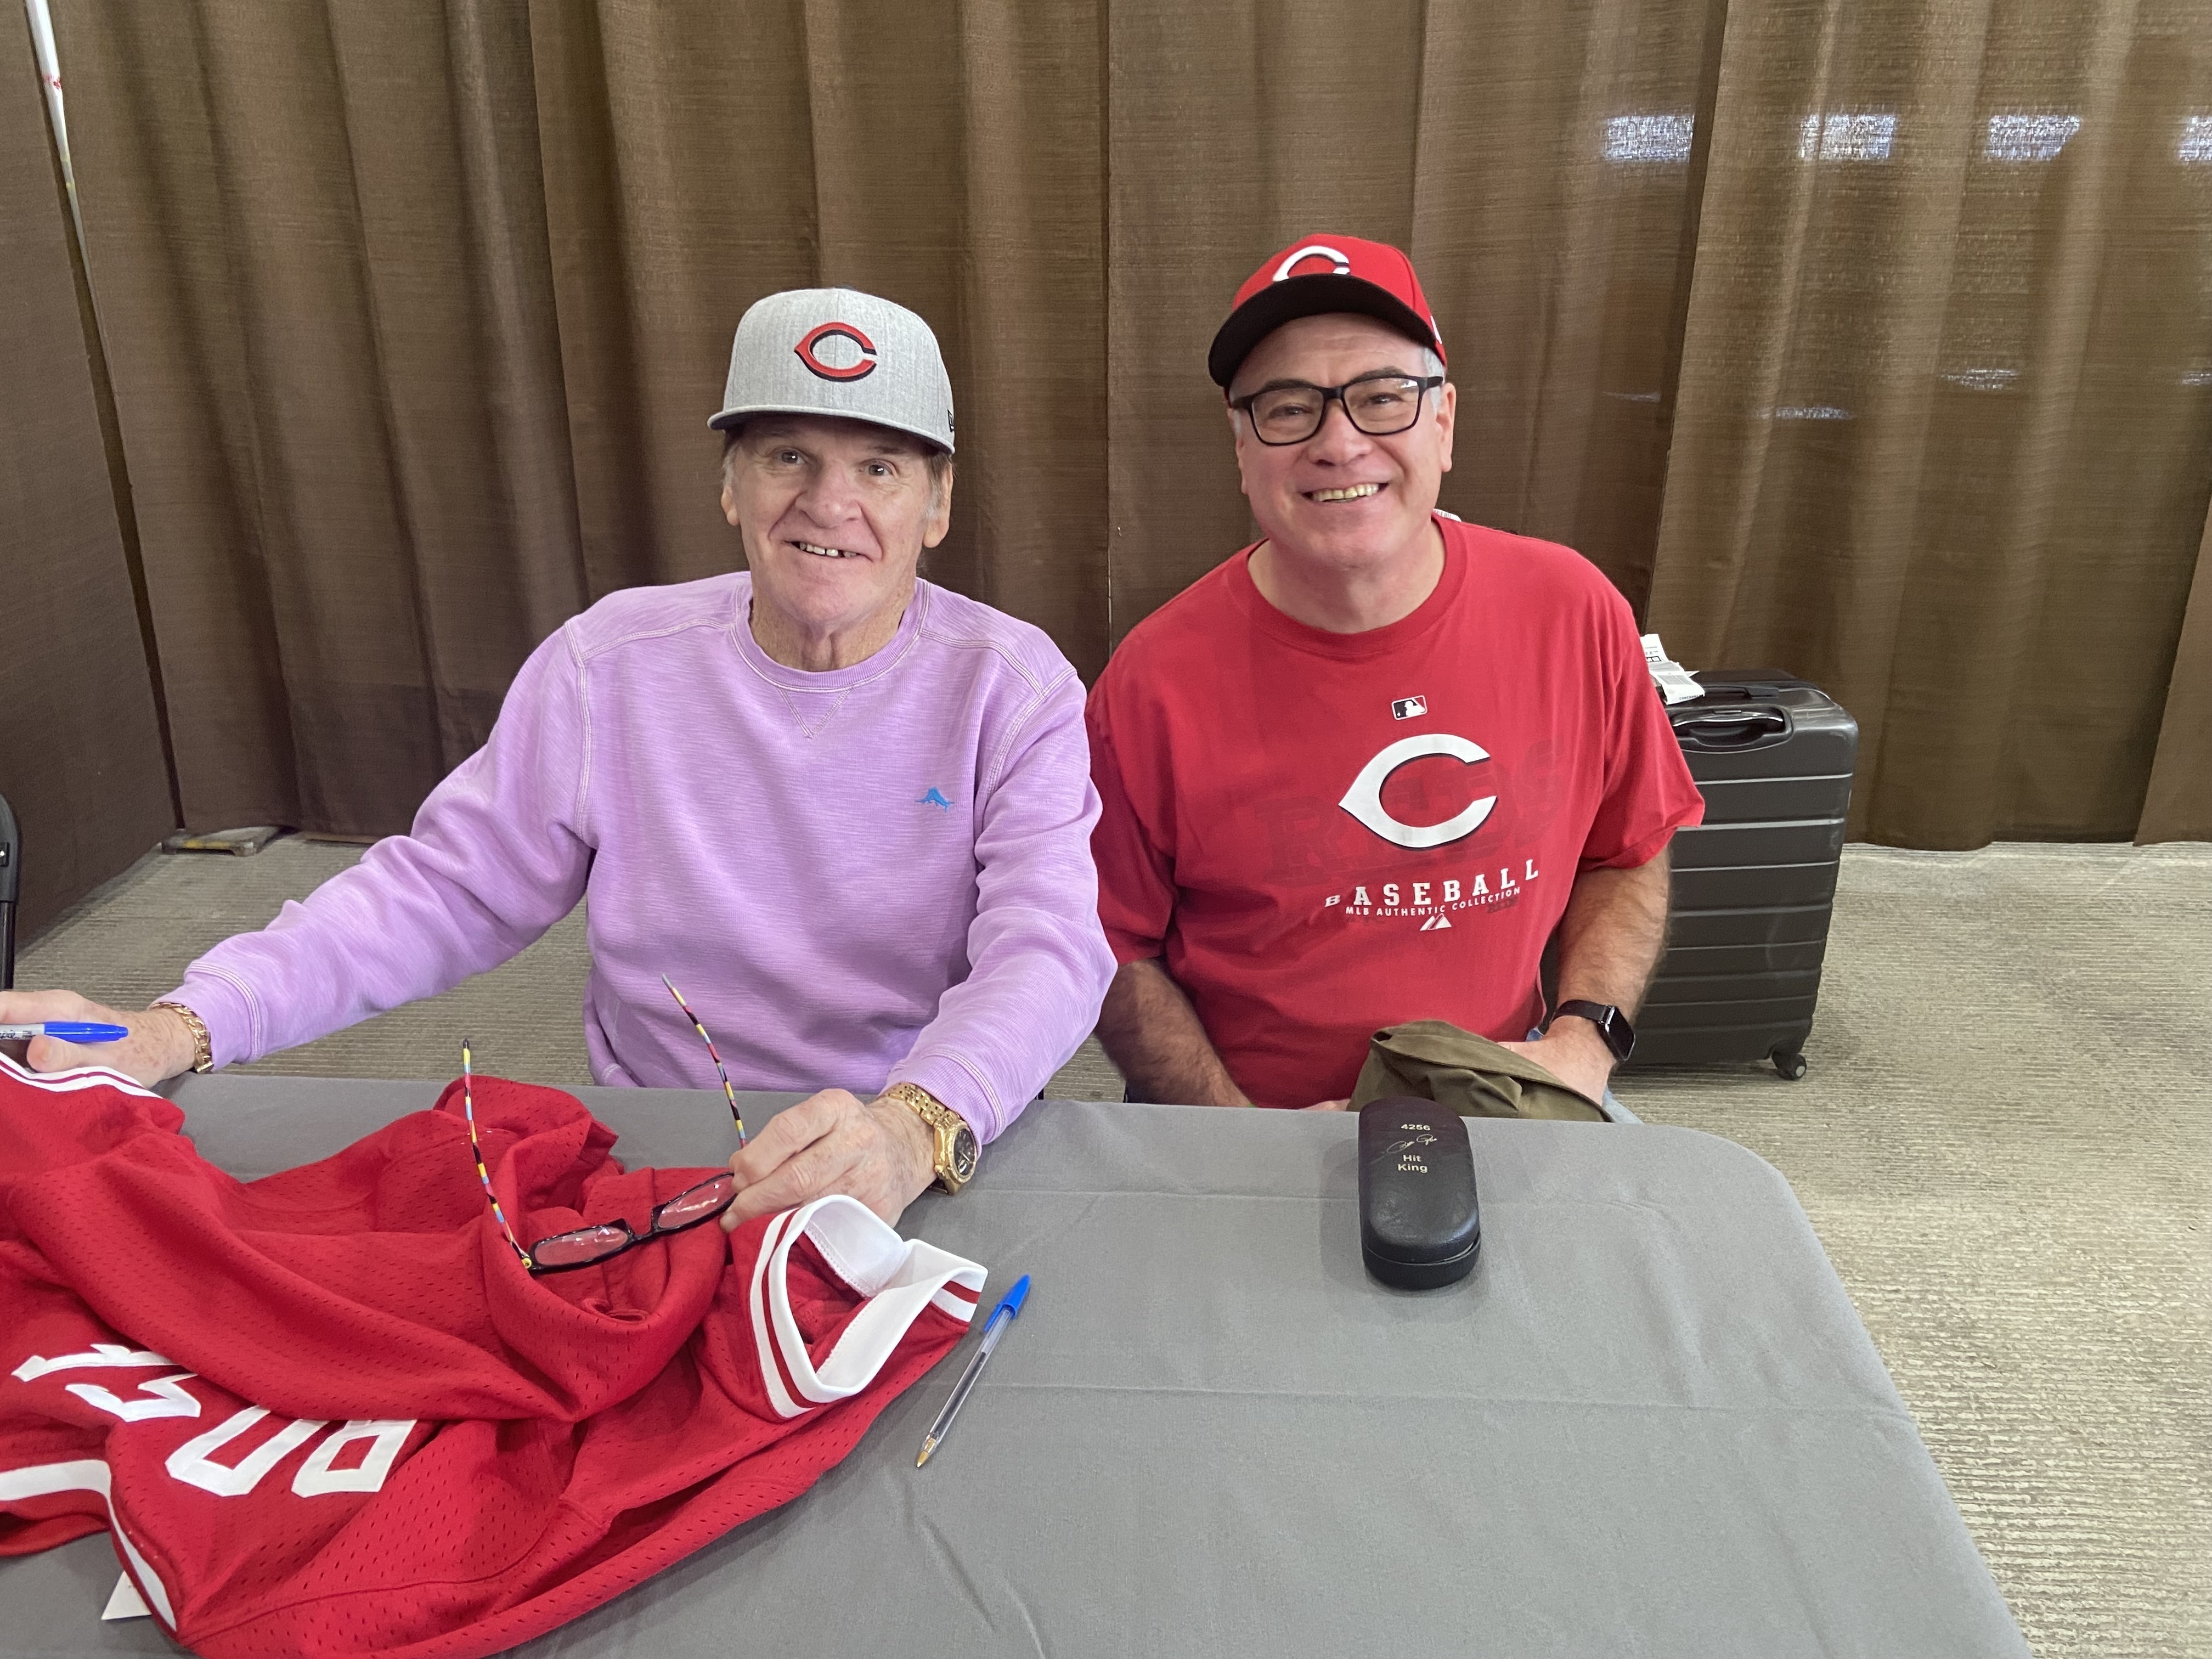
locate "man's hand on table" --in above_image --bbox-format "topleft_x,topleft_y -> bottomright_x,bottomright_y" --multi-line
0,989 -> 198,1086
720,1086 -> 937,1230
1498,1020 -> 1616,1112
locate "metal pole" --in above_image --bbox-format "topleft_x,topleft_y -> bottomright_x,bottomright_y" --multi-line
0,792 -> 19,991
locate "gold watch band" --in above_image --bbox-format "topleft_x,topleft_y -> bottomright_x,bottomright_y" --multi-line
151,1001 -> 214,1075
879,1081 -> 977,1194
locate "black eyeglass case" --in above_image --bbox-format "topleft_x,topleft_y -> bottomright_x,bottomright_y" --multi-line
1357,1098 -> 1481,1290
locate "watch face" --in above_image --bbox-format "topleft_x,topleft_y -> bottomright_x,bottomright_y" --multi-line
1558,1000 -> 1633,1062
949,1124 -> 979,1182
1598,1008 -> 1635,1062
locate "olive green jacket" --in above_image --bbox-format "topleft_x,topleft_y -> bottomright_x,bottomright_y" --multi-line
1349,1019 -> 1607,1121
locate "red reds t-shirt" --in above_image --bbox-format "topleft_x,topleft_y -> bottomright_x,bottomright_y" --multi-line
1088,515 -> 1704,1107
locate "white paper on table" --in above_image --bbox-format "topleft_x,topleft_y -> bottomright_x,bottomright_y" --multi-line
102,1573 -> 151,1621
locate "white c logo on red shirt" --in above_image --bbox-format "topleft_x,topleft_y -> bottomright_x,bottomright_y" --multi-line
1339,733 -> 1496,849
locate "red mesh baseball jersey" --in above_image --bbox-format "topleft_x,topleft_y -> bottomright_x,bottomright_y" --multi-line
0,1054 -> 983,1658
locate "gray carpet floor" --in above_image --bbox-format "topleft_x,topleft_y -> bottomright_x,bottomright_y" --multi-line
16,837 -> 2211,1658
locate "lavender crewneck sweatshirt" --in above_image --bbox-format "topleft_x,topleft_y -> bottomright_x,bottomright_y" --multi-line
165,574 -> 1115,1142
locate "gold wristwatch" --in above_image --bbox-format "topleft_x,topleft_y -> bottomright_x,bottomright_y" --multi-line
879,1082 -> 979,1194
151,1000 -> 214,1074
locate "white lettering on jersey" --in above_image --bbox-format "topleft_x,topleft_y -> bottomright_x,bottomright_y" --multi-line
1339,733 -> 1496,850
10,1346 -> 420,1509
166,1408 -> 329,1497
13,1344 -> 174,1381
291,1420 -> 415,1497
1443,881 -> 1461,901
67,1375 -> 202,1423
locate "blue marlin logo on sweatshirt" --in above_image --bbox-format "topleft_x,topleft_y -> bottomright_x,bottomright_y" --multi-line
917,787 -> 954,812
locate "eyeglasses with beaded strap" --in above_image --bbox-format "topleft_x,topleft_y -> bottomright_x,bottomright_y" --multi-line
459,976 -> 749,1274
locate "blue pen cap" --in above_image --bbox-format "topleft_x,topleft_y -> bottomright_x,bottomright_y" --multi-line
991,1274 -> 1031,1321
41,1023 -> 132,1044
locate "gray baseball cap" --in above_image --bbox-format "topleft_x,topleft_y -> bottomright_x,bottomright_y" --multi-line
708,287 -> 955,455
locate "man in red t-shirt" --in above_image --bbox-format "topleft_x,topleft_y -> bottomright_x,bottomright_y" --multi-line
1087,235 -> 1704,1110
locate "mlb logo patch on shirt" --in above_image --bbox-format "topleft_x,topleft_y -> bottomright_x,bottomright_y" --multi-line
1391,696 -> 1428,720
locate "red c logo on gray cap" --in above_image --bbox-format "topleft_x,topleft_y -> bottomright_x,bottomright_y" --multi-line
794,321 -> 878,381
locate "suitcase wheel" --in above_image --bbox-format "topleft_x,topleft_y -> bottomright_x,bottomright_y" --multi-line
1770,1046 -> 1808,1081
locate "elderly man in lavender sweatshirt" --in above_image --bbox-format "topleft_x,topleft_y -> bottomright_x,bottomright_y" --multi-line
2,289 -> 1115,1228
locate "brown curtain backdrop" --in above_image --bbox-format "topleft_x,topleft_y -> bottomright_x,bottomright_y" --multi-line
0,8 -> 173,938
1647,0 -> 2212,845
1103,0 -> 1725,627
26,0 -> 2212,861
2138,495 -> 2212,842
48,2 -> 589,837
526,0 -> 1104,647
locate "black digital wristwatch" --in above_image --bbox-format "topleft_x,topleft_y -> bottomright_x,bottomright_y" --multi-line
1549,1000 -> 1637,1063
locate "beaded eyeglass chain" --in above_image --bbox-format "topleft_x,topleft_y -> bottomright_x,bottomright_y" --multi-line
460,977 -> 749,1268
460,1035 -> 533,1267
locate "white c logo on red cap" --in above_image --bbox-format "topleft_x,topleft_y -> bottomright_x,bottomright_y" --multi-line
794,321 -> 878,382
1272,244 -> 1353,283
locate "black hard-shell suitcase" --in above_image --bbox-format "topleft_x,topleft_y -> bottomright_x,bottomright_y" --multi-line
1630,672 -> 1858,1079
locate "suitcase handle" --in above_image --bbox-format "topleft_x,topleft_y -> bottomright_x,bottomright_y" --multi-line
1673,708 -> 1792,749
1685,682 -> 1788,703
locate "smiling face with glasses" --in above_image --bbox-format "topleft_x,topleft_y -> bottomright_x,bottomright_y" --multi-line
1226,313 -> 1458,626
1230,373 -> 1444,446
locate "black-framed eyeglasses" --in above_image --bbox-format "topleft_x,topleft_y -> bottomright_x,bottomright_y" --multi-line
1230,373 -> 1444,446
459,976 -> 749,1275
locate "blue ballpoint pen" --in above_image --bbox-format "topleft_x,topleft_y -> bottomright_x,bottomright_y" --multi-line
0,1023 -> 132,1043
916,1274 -> 1030,1468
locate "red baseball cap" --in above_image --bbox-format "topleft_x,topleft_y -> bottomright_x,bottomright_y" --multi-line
1207,234 -> 1447,389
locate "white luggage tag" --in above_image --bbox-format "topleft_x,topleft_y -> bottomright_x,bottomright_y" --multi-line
1641,633 -> 1705,705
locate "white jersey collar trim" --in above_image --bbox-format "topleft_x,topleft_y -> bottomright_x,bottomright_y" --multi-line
745,1194 -> 984,1421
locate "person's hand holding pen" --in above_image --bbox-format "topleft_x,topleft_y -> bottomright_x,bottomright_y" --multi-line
0,989 -> 197,1085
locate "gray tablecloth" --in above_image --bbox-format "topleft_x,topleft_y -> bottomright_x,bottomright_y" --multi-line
2,1076 -> 2028,1658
